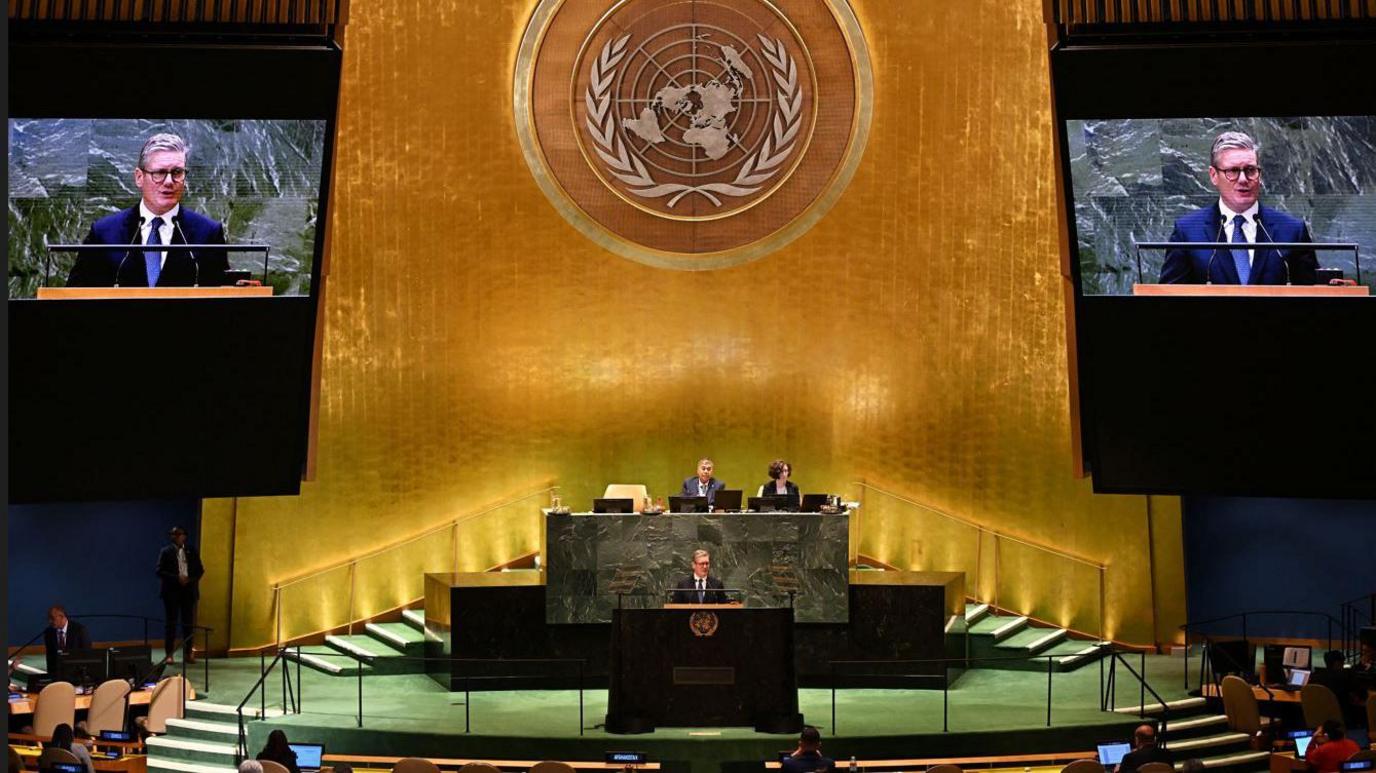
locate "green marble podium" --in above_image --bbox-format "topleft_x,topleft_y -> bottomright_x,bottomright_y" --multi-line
543,511 -> 850,624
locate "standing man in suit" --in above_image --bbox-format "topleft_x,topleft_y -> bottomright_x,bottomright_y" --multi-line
672,549 -> 729,604
680,458 -> 726,507
43,605 -> 93,675
157,526 -> 205,664
67,132 -> 229,288
1161,131 -> 1317,286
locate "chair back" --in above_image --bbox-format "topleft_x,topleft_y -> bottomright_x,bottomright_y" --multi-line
1300,682 -> 1344,729
142,675 -> 189,734
602,485 -> 649,512
38,748 -> 82,768
393,759 -> 442,773
530,763 -> 576,773
926,766 -> 963,773
1221,674 -> 1261,734
86,679 -> 132,736
32,681 -> 77,738
259,761 -> 291,773
455,764 -> 500,773
1135,764 -> 1173,773
1059,761 -> 1104,773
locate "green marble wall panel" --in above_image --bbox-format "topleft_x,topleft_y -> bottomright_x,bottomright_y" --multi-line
544,512 -> 849,624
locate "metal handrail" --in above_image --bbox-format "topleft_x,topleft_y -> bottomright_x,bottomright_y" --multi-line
853,481 -> 1108,640
1100,650 -> 1174,745
235,648 -> 302,763
269,483 -> 556,646
1178,609 -> 1351,692
13,614 -> 216,694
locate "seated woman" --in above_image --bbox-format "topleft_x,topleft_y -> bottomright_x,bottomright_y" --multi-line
759,459 -> 800,500
46,724 -> 95,773
256,730 -> 301,773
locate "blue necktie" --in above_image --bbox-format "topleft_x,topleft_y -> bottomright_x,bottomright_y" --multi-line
697,579 -> 705,604
1230,214 -> 1251,285
145,216 -> 164,287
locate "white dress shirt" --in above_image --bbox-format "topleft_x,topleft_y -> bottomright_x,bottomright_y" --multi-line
176,546 -> 189,579
139,201 -> 180,270
1218,199 -> 1259,267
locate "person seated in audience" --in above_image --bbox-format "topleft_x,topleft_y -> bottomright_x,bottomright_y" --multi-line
1313,651 -> 1367,729
671,549 -> 729,604
46,724 -> 95,773
759,459 -> 800,500
256,730 -> 301,773
781,725 -> 833,773
239,761 -> 264,773
1355,642 -> 1376,675
9,745 -> 25,773
1115,723 -> 1172,773
1305,719 -> 1360,773
680,458 -> 726,507
43,605 -> 92,674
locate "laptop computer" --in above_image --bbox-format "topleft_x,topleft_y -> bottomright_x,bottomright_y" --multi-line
800,493 -> 830,512
748,494 -> 795,512
593,498 -> 635,514
288,743 -> 325,773
1293,735 -> 1313,757
1279,668 -> 1310,691
668,496 -> 709,513
712,489 -> 742,511
1096,741 -> 1132,766
42,764 -> 85,773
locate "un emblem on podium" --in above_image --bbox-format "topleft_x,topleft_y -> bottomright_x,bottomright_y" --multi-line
515,0 -> 873,270
690,610 -> 720,637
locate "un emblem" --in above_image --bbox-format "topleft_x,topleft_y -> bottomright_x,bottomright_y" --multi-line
690,610 -> 720,637
515,0 -> 873,270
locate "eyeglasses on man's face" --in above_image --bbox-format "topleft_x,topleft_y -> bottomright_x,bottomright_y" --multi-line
141,167 -> 187,184
1214,165 -> 1261,182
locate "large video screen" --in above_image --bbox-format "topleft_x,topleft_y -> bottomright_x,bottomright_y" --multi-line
1066,116 -> 1376,295
8,118 -> 327,298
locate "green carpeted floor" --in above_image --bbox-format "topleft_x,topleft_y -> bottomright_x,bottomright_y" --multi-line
187,652 -> 1196,773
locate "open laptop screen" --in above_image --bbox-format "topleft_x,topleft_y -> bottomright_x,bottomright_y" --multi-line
1097,742 -> 1132,766
288,744 -> 324,772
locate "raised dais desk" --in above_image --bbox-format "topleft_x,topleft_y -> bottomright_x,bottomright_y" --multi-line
543,511 -> 850,624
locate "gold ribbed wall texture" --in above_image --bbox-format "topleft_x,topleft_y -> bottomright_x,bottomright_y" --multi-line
204,0 -> 1186,651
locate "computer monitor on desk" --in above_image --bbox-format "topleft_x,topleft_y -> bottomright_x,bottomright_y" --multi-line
594,498 -> 635,514
712,489 -> 742,511
57,648 -> 107,688
749,494 -> 797,512
668,496 -> 708,513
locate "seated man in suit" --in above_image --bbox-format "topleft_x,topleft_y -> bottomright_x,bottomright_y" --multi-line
781,726 -> 833,773
680,458 -> 726,508
672,549 -> 729,604
67,132 -> 229,288
43,605 -> 92,675
1115,724 -> 1172,773
1161,131 -> 1317,286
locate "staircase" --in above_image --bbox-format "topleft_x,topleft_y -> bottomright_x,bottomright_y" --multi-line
1111,696 -> 1271,771
965,602 -> 1109,672
282,608 -> 427,677
147,700 -> 285,773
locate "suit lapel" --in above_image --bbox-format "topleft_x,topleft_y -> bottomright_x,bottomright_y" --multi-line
1250,206 -> 1274,285
1204,203 -> 1240,284
116,208 -> 150,287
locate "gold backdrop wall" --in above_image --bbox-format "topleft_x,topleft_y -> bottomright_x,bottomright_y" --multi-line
205,0 -> 1186,650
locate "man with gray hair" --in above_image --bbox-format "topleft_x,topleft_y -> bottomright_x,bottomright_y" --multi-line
1161,130 -> 1317,285
679,457 -> 726,507
671,548 -> 728,604
69,132 -> 229,288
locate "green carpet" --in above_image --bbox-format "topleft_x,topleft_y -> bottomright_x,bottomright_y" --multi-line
187,652 -> 1196,773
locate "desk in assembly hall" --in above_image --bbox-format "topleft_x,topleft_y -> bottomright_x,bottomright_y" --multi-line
8,686 -> 155,716
10,736 -> 147,773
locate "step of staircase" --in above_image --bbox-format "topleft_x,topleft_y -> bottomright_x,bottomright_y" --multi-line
283,645 -> 372,677
325,634 -> 423,675
365,622 -> 425,656
1161,713 -> 1229,738
964,602 -> 990,625
145,735 -> 239,767
995,627 -> 1068,654
401,608 -> 426,632
147,759 -> 239,773
183,700 -> 284,722
163,718 -> 240,743
1165,731 -> 1251,754
1114,696 -> 1207,715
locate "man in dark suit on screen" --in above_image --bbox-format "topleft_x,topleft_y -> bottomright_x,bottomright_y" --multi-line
1161,131 -> 1317,286
157,526 -> 205,664
67,132 -> 229,288
672,549 -> 729,604
679,458 -> 726,507
43,605 -> 92,675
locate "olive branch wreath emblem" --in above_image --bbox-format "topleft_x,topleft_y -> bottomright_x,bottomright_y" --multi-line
583,33 -> 804,209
